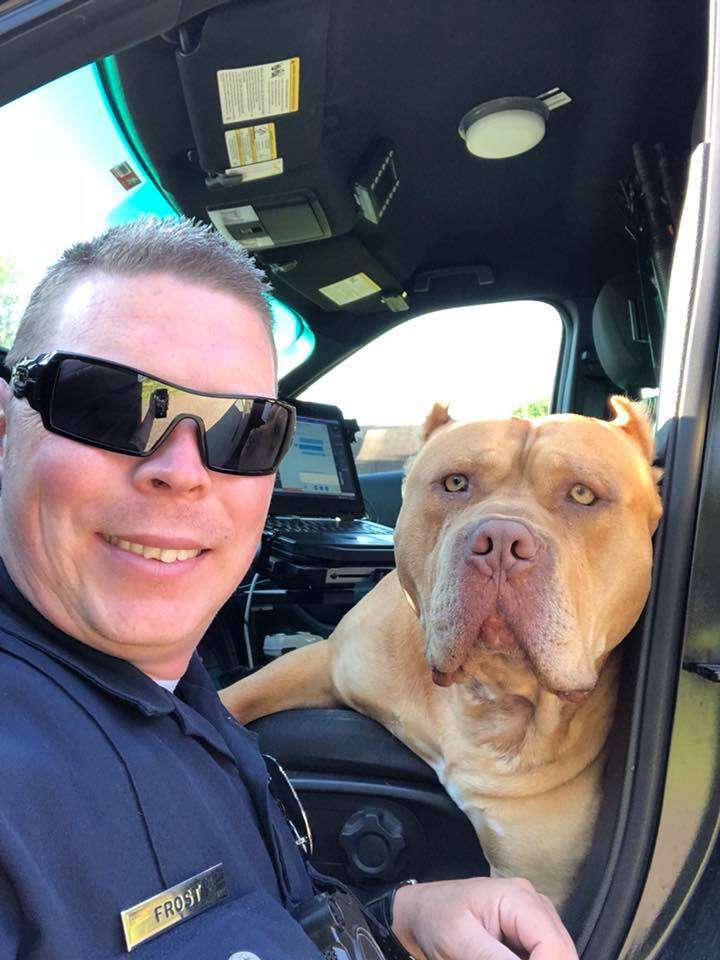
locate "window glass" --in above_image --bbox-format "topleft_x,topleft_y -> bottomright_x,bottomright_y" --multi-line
301,301 -> 563,474
270,299 -> 316,379
0,64 -> 313,375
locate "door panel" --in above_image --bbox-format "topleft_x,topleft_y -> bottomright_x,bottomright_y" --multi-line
250,708 -> 488,895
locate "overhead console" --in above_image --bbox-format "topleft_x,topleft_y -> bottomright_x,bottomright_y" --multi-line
208,190 -> 332,251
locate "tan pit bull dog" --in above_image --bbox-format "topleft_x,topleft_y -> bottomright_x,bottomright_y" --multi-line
221,397 -> 662,907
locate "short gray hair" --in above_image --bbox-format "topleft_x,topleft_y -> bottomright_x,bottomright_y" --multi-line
5,216 -> 276,371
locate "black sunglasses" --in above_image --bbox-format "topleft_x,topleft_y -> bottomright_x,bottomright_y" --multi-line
11,352 -> 296,476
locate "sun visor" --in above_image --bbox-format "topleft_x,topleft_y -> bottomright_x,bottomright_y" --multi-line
175,0 -> 329,179
264,236 -> 407,314
205,154 -> 357,249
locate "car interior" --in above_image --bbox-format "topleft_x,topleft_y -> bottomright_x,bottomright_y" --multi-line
1,0 -> 716,956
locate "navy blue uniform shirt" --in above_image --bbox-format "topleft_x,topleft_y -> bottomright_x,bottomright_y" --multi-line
0,561 -> 322,959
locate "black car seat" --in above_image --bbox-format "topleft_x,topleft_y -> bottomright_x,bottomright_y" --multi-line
592,273 -> 658,397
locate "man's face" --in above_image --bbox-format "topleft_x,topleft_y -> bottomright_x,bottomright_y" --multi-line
0,272 -> 277,677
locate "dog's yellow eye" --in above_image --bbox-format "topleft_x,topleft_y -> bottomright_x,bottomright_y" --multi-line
443,474 -> 469,492
569,483 -> 597,506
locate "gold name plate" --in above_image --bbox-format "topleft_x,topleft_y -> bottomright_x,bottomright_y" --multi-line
120,863 -> 228,952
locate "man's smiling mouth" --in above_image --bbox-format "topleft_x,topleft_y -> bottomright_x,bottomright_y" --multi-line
101,534 -> 204,564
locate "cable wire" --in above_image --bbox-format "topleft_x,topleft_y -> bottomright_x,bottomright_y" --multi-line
243,572 -> 260,668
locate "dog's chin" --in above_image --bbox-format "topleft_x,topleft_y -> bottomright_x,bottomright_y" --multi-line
431,665 -> 467,687
429,611 -> 524,687
428,610 -> 526,687
428,609 -> 597,702
424,556 -> 602,698
478,610 -> 522,653
431,652 -> 597,703
480,590 -> 602,702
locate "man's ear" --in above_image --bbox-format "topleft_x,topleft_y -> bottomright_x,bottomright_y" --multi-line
421,402 -> 453,442
608,395 -> 655,463
0,379 -> 11,483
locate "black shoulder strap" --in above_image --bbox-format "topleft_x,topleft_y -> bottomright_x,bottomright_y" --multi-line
263,753 -> 314,858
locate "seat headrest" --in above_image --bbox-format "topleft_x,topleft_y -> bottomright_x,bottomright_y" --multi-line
592,274 -> 657,393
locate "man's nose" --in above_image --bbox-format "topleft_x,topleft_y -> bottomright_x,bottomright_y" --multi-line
467,518 -> 540,579
133,419 -> 211,495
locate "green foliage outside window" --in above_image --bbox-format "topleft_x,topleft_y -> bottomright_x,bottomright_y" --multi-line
0,257 -> 21,348
512,398 -> 550,419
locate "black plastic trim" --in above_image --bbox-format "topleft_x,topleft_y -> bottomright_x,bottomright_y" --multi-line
0,0 -> 230,108
249,709 -> 440,786
621,211 -> 720,956
580,14 -> 720,952
289,773 -> 463,816
580,184 -> 715,960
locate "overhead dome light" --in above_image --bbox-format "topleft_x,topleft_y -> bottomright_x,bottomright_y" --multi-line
458,97 -> 550,159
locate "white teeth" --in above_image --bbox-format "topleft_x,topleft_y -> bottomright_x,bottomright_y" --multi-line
102,534 -> 202,563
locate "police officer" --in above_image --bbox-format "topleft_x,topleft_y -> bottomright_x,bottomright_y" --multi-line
0,217 -> 578,960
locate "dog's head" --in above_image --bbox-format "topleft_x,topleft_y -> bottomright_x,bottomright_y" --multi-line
394,398 -> 662,700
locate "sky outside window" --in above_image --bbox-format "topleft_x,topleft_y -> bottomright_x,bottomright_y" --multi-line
302,301 -> 563,425
0,65 -> 176,328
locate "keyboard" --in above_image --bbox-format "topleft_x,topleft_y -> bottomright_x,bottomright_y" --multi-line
265,517 -> 391,535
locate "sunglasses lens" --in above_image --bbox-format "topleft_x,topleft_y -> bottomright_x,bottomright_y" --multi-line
205,398 -> 292,472
48,358 -> 292,474
50,359 -> 145,450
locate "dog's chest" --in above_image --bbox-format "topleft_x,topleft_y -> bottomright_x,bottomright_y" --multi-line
428,753 -> 508,852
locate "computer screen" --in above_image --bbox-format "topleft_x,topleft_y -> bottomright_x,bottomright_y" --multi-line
275,415 -> 357,498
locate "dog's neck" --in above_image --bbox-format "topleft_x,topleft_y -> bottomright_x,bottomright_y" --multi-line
451,648 -> 620,768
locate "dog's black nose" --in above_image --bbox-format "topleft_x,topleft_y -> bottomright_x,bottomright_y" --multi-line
469,519 -> 539,578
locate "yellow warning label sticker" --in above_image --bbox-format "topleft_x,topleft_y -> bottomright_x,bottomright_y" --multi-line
225,123 -> 277,168
218,58 -> 300,124
319,273 -> 382,306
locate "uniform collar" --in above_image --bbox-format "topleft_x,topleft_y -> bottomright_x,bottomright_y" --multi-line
0,559 -> 191,717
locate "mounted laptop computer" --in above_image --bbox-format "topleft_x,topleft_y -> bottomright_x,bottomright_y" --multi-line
262,399 -> 394,584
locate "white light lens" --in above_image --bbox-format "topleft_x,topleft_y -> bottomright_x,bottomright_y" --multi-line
464,109 -> 546,159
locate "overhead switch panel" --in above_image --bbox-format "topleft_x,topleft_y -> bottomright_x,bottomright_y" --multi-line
208,192 -> 330,250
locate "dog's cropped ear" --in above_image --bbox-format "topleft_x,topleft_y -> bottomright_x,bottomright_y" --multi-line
421,402 -> 453,442
608,395 -> 655,463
